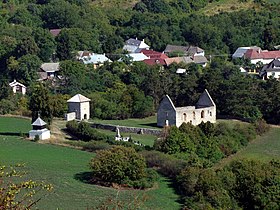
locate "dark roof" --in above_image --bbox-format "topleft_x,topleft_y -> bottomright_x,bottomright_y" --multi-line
125,38 -> 142,47
261,58 -> 280,72
196,89 -> 215,108
164,45 -> 204,56
164,45 -> 189,53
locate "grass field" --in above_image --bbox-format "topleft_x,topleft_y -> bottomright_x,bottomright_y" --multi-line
0,117 -> 181,209
216,126 -> 280,168
0,116 -> 31,133
92,115 -> 160,130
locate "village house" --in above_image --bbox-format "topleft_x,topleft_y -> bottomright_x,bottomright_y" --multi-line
140,49 -> 169,66
164,45 -> 205,57
260,58 -> 280,80
77,51 -> 111,69
165,56 -> 208,67
123,38 -> 150,53
244,49 -> 280,64
66,94 -> 91,121
9,80 -> 26,95
157,89 -> 216,127
118,52 -> 149,62
39,62 -> 60,80
232,46 -> 261,59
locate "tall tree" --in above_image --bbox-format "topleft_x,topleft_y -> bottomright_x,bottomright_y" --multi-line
29,83 -> 53,124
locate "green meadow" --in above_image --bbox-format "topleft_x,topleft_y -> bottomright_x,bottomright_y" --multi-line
0,117 -> 181,209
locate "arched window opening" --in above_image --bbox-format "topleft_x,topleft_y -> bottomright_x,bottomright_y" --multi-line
210,112 -> 212,117
201,110 -> 205,118
183,113 -> 187,121
193,111 -> 196,120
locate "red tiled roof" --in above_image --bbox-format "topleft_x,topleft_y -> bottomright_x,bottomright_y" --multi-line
244,49 -> 280,60
140,49 -> 169,59
143,59 -> 167,66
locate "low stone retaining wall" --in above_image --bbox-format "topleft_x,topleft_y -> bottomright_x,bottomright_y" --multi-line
91,123 -> 162,136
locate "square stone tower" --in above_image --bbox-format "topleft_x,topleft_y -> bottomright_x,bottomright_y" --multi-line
67,94 -> 91,120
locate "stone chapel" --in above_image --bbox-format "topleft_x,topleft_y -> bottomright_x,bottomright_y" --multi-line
157,89 -> 216,127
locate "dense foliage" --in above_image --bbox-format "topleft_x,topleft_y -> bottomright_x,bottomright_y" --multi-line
177,159 -> 280,209
66,120 -> 108,141
90,146 -> 157,188
0,1 -> 278,123
155,121 -> 258,166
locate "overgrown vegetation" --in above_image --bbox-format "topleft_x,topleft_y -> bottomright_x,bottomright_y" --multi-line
154,121 -> 260,167
177,159 -> 280,209
90,146 -> 158,189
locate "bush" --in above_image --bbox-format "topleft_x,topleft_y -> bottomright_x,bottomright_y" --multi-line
66,121 -> 108,141
254,119 -> 270,135
33,134 -> 40,142
82,141 -> 112,152
141,150 -> 188,178
90,146 -> 147,185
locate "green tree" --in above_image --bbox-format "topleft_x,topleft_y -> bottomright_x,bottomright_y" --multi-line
29,83 -> 53,124
90,146 -> 147,184
8,54 -> 41,86
42,0 -> 80,28
56,28 -> 100,60
33,28 -> 56,61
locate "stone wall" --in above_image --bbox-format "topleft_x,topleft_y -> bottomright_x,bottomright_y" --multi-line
91,123 -> 162,136
157,96 -> 176,127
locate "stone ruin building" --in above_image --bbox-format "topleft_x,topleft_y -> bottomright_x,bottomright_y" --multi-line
157,89 -> 216,127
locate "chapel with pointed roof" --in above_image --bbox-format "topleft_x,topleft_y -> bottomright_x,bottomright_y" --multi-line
157,89 -> 216,127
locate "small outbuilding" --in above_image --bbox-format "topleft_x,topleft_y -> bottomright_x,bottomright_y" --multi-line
29,117 -> 50,140
9,80 -> 26,95
66,94 -> 91,121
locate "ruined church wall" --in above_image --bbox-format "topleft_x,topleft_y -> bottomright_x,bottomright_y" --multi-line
175,106 -> 216,127
157,97 -> 176,127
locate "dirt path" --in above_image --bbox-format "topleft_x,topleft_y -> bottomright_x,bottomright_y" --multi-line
42,119 -> 70,144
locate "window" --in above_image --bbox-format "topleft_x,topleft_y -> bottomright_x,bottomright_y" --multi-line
210,112 -> 212,117
183,113 -> 187,121
193,111 -> 196,120
201,110 -> 205,118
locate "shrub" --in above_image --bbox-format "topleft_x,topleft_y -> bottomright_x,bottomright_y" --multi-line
254,119 -> 270,135
141,150 -> 188,178
82,141 -> 112,152
90,146 -> 147,185
33,134 -> 40,142
66,121 -> 108,141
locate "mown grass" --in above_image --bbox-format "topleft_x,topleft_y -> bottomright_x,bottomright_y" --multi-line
0,116 -> 31,133
92,115 -> 160,129
0,117 -> 181,209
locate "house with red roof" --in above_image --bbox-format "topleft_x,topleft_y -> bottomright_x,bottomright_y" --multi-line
244,49 -> 280,65
140,49 -> 169,66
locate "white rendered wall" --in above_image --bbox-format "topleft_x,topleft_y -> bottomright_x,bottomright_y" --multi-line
29,129 -> 50,140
